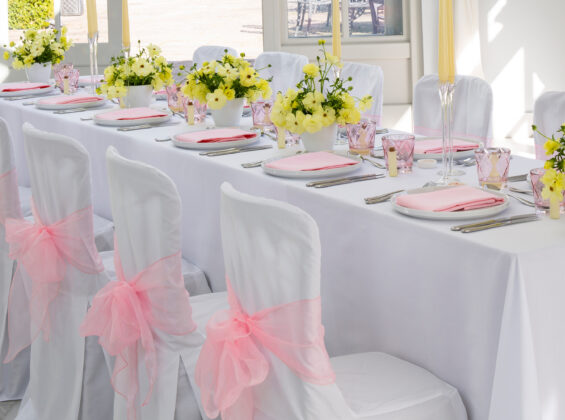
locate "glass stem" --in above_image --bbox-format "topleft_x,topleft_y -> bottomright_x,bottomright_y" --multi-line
88,33 -> 99,95
439,81 -> 455,183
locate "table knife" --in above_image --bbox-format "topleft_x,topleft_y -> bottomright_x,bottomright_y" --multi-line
461,216 -> 539,233
451,214 -> 537,231
313,174 -> 383,188
306,174 -> 379,187
200,145 -> 272,156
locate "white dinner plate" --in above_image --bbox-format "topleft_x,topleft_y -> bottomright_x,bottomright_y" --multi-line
172,132 -> 259,150
413,137 -> 482,161
261,151 -> 362,179
0,85 -> 54,97
93,109 -> 172,127
391,186 -> 509,221
35,96 -> 107,110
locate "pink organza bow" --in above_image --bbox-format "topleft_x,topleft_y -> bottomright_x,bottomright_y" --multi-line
195,278 -> 336,420
0,169 -> 22,225
3,205 -> 104,362
80,250 -> 196,420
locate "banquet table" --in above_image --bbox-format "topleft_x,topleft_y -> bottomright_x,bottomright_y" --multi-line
2,95 -> 565,420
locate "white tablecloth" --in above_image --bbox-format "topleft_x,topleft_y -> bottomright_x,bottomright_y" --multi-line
2,97 -> 565,420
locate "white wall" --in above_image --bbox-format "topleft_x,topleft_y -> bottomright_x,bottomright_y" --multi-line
421,0 -> 565,152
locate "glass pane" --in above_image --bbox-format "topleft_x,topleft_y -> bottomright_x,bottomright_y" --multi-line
129,0 -> 263,61
349,0 -> 403,37
60,0 -> 109,44
287,0 -> 335,39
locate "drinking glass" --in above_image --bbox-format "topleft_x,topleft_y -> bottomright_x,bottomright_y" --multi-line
347,119 -> 377,156
251,100 -> 274,130
54,64 -> 79,94
474,148 -> 511,190
381,134 -> 415,174
530,168 -> 565,214
166,85 -> 184,113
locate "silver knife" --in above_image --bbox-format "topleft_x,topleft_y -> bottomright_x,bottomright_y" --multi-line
200,145 -> 272,156
461,215 -> 539,233
313,174 -> 383,188
508,174 -> 528,182
53,107 -> 89,114
451,214 -> 537,231
307,174 -> 378,187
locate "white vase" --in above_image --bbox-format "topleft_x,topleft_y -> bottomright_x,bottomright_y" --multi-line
25,63 -> 52,83
123,85 -> 153,108
210,98 -> 244,127
300,124 -> 337,152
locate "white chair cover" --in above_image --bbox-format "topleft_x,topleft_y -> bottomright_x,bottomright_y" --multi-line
254,52 -> 309,97
15,123 -> 113,420
533,91 -> 565,159
105,147 -> 215,420
0,118 -> 29,402
218,182 -> 468,420
192,46 -> 238,67
413,74 -> 493,146
340,61 -> 384,125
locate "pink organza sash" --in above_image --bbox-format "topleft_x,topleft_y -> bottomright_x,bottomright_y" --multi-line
0,169 -> 21,225
195,278 -> 335,420
3,205 -> 103,362
80,250 -> 196,420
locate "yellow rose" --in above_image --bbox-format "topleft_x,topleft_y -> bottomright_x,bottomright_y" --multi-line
302,63 -> 320,77
544,139 -> 561,156
223,87 -> 236,100
206,88 -> 228,110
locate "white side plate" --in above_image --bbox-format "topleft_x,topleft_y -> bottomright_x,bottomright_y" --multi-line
0,85 -> 54,97
35,97 -> 107,110
262,152 -> 362,179
172,133 -> 259,150
93,109 -> 172,127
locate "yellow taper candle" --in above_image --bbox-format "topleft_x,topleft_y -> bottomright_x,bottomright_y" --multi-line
438,0 -> 455,84
85,0 -> 98,39
388,146 -> 398,177
550,196 -> 561,219
277,129 -> 286,149
122,0 -> 131,50
332,0 -> 341,60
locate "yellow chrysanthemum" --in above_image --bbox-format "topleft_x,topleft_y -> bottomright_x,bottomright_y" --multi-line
302,63 -> 320,77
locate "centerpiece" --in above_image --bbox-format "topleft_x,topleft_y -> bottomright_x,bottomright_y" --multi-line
269,40 -> 371,152
182,51 -> 272,127
532,124 -> 565,219
3,26 -> 72,83
98,42 -> 173,108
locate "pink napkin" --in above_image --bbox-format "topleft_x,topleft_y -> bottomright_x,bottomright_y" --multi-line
1,82 -> 50,92
96,107 -> 168,121
265,151 -> 359,172
396,185 -> 505,212
414,139 -> 479,155
37,95 -> 104,105
176,128 -> 257,144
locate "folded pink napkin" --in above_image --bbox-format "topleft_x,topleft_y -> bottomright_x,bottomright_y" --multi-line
1,82 -> 50,92
96,107 -> 168,121
414,139 -> 479,155
265,151 -> 359,172
176,128 -> 257,144
396,186 -> 505,212
37,95 -> 104,105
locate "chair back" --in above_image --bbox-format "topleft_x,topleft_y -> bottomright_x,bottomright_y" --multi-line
340,61 -> 384,123
413,74 -> 493,145
219,182 -> 350,419
254,51 -> 309,97
533,91 -> 565,160
192,45 -> 238,67
0,118 -> 15,175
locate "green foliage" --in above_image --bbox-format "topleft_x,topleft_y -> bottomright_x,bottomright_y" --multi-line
8,0 -> 53,30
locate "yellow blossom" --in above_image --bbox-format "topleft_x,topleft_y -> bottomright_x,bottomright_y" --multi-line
206,88 -> 228,110
3,51 -> 9,60
302,63 -> 320,77
358,95 -> 373,112
320,107 -> 336,126
146,43 -> 161,57
302,113 -> 324,133
544,139 -> 561,156
302,91 -> 325,111
240,67 -> 256,87
541,168 -> 565,202
223,86 -> 236,100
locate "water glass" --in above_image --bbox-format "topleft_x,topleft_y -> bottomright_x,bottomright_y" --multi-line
381,134 -> 415,174
166,85 -> 184,113
474,148 -> 511,190
54,64 -> 79,94
347,119 -> 377,155
530,168 -> 565,214
251,100 -> 274,130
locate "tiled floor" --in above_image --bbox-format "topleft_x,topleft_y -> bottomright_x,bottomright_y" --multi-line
0,400 -> 20,420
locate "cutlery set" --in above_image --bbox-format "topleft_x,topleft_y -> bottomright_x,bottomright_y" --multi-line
306,174 -> 384,189
199,145 -> 272,157
450,214 -> 539,233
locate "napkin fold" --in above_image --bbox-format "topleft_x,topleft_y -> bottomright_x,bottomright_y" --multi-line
396,186 -> 505,212
175,128 -> 257,143
96,107 -> 169,121
414,139 -> 479,155
265,151 -> 359,172
38,95 -> 104,105
1,82 -> 51,92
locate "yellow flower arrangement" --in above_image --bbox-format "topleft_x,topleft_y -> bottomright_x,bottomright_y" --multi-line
3,26 -> 72,69
270,40 -> 372,135
98,42 -> 173,99
181,51 -> 272,110
532,124 -> 565,207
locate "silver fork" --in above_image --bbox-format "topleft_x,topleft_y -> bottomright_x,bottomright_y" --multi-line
360,155 -> 386,169
365,190 -> 405,204
507,193 -> 536,207
241,150 -> 304,168
509,186 -> 532,195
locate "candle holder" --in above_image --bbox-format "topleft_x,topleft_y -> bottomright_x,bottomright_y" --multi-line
88,33 -> 99,95
437,81 -> 464,184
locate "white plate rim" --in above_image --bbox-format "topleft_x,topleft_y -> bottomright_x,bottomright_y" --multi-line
0,85 -> 54,97
413,136 -> 483,161
261,151 -> 362,179
93,109 -> 172,127
35,96 -> 107,110
391,185 -> 509,221
172,132 -> 259,150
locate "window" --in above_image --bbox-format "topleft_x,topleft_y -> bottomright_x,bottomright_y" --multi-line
287,0 -> 403,40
